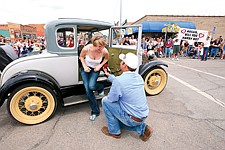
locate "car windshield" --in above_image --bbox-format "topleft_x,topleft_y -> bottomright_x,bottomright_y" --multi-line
110,26 -> 139,50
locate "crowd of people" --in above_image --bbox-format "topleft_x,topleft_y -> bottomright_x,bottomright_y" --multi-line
146,35 -> 225,61
0,35 -> 46,57
119,34 -> 225,61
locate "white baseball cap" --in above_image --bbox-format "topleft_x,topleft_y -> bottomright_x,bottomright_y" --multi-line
119,52 -> 138,69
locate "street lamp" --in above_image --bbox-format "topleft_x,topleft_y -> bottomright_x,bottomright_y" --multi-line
164,24 -> 172,42
164,24 -> 169,42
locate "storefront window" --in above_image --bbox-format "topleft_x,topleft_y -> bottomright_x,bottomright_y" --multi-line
15,31 -> 21,38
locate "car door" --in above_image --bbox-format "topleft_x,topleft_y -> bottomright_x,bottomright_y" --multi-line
108,25 -> 142,76
46,25 -> 80,86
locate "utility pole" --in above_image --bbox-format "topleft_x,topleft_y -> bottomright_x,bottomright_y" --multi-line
119,0 -> 123,41
120,0 -> 122,26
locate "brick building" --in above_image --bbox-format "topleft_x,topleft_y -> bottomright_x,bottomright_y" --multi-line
29,24 -> 45,38
132,15 -> 225,40
0,22 -> 45,42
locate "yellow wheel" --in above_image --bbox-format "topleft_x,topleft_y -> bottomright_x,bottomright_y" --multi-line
7,83 -> 57,125
143,67 -> 167,96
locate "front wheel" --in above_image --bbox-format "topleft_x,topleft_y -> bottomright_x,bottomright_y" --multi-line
7,83 -> 58,125
143,67 -> 167,96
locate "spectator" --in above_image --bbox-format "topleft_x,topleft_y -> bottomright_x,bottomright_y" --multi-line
221,42 -> 225,59
21,42 -> 28,55
164,38 -> 173,58
182,41 -> 189,57
16,39 -> 23,57
40,38 -> 46,50
27,38 -> 33,53
141,36 -> 147,50
188,46 -> 197,58
201,36 -> 211,61
157,38 -> 164,58
210,37 -> 221,59
172,35 -> 181,61
67,37 -> 74,47
129,35 -> 137,45
58,37 -> 65,47
198,43 -> 204,59
33,43 -> 41,52
123,36 -> 131,45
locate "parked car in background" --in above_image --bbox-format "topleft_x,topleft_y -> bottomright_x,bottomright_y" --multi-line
0,44 -> 18,72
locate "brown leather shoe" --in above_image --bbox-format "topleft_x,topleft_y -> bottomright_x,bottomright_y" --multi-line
101,126 -> 121,139
140,125 -> 153,142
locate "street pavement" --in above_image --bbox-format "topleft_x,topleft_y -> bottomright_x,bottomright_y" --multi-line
0,57 -> 225,150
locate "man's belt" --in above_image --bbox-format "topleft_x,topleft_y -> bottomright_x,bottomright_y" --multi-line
128,114 -> 146,122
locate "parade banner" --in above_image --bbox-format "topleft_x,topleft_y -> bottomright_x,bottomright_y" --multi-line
177,28 -> 209,42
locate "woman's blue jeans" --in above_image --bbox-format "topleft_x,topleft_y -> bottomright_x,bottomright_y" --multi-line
164,47 -> 171,58
80,67 -> 104,115
102,97 -> 146,135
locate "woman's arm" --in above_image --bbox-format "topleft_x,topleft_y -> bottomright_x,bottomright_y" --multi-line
94,48 -> 109,72
79,46 -> 91,72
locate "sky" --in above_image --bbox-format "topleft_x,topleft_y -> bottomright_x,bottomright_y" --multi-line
0,0 -> 225,25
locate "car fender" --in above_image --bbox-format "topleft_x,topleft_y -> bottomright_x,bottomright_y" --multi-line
0,70 -> 62,107
138,60 -> 168,77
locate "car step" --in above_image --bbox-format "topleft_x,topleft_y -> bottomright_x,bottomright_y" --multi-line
63,87 -> 110,106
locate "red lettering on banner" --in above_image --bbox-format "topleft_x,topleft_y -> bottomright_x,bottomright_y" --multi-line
199,33 -> 204,38
181,29 -> 186,34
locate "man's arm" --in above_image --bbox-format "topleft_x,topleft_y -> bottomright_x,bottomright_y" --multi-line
107,78 -> 122,103
103,68 -> 121,102
103,67 -> 115,82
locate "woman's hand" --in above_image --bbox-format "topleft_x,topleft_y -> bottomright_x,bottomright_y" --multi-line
94,65 -> 102,72
84,66 -> 91,72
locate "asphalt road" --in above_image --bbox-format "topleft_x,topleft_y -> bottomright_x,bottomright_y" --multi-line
0,57 -> 225,150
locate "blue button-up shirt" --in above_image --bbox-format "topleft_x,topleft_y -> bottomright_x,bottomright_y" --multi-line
107,71 -> 149,119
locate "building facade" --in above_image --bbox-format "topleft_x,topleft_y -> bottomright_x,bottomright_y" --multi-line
132,15 -> 225,40
0,22 -> 45,42
29,24 -> 45,38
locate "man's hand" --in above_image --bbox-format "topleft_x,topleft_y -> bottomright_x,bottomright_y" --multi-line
102,64 -> 110,77
103,68 -> 110,77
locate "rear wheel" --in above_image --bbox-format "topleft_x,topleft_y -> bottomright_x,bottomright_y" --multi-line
7,83 -> 57,125
143,67 -> 167,96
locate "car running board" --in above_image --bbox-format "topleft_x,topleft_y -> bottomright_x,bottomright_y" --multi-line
63,87 -> 110,106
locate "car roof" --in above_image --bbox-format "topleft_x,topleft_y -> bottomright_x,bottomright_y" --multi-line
45,18 -> 114,32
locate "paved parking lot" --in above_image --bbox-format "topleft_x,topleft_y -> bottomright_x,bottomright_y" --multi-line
0,57 -> 225,150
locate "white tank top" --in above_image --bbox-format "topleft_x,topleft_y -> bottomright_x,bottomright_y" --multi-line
85,46 -> 103,68
85,55 -> 102,68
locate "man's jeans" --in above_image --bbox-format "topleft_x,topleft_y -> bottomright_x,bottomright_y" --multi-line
202,47 -> 209,60
102,97 -> 146,135
81,67 -> 103,115
210,47 -> 219,57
